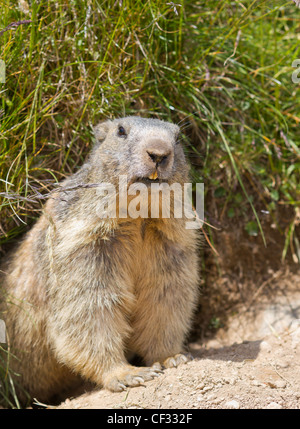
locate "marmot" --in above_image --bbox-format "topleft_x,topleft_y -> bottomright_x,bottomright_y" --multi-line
0,116 -> 200,405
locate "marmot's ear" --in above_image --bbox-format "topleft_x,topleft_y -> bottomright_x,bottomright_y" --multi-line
94,120 -> 111,142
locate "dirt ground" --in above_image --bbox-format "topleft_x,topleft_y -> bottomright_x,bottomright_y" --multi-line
55,271 -> 300,410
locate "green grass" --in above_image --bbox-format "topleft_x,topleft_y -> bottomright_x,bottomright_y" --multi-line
0,0 -> 299,407
0,0 -> 299,245
0,344 -> 30,408
0,0 -> 298,246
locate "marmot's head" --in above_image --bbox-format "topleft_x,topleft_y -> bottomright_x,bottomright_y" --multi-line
92,116 -> 189,186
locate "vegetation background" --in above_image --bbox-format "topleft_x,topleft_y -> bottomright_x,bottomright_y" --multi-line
0,0 -> 299,407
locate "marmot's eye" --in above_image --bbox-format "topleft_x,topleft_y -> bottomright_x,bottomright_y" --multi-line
117,126 -> 127,138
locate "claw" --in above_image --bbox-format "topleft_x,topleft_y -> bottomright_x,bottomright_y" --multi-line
104,364 -> 163,392
151,362 -> 163,371
150,371 -> 161,378
163,353 -> 192,369
132,376 -> 145,385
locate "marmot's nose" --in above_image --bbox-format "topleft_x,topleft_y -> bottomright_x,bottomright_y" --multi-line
147,149 -> 171,166
145,139 -> 174,170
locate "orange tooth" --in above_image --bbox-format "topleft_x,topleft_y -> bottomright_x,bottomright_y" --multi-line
149,171 -> 158,180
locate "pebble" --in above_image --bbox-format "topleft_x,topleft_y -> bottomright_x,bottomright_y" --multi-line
196,383 -> 205,390
212,398 -> 224,405
225,400 -> 240,409
266,402 -> 282,409
276,361 -> 289,369
206,394 -> 216,401
222,377 -> 236,385
251,379 -> 263,387
273,379 -> 286,389
260,341 -> 271,351
202,385 -> 213,393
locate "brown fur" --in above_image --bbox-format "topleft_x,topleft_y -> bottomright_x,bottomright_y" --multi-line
0,117 -> 200,404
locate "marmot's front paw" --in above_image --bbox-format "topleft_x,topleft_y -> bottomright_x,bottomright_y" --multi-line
163,353 -> 193,369
103,364 -> 163,392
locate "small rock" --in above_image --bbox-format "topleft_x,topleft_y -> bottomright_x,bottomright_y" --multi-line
196,383 -> 205,390
202,385 -> 213,392
251,379 -> 263,387
267,379 -> 287,389
260,341 -> 271,351
276,361 -> 289,369
267,402 -> 282,409
212,398 -> 224,405
274,379 -> 286,389
225,400 -> 240,409
206,394 -> 216,401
